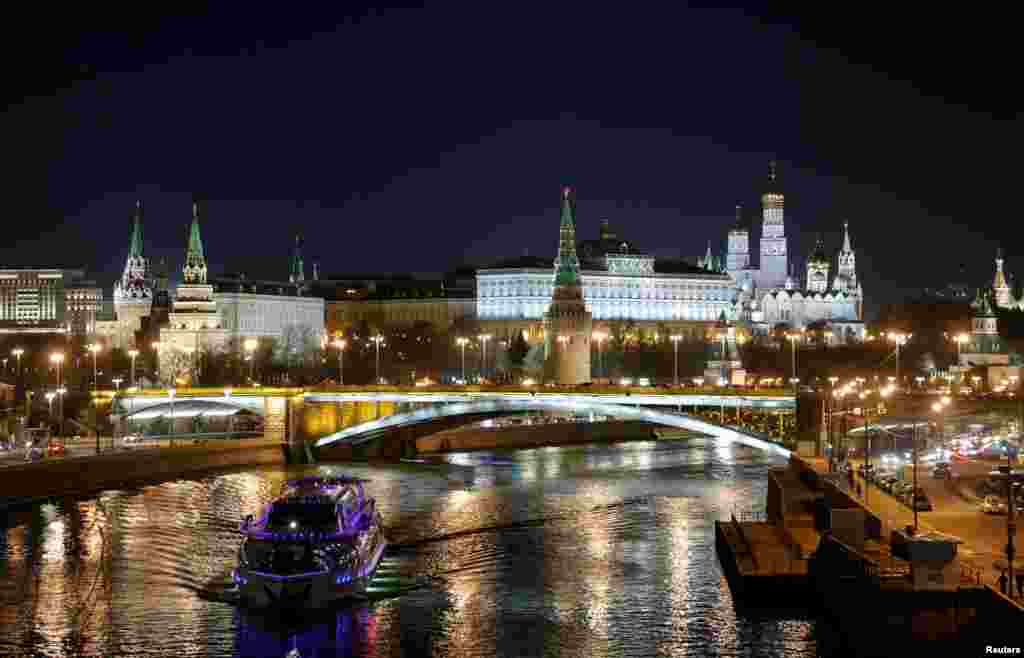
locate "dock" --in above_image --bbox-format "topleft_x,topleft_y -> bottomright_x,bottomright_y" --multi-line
716,454 -> 1024,652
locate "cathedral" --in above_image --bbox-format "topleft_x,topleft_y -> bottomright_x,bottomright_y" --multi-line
989,249 -> 1024,310
724,161 -> 864,339
475,161 -> 866,343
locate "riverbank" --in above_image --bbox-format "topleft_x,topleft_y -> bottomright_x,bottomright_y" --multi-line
0,437 -> 285,509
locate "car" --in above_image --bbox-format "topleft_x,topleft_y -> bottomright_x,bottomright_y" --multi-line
47,440 -> 66,457
982,496 -> 1008,514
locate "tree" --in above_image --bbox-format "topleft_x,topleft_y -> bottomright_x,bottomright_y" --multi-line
506,331 -> 529,372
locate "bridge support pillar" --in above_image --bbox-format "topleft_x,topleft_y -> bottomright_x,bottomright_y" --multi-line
285,396 -> 316,465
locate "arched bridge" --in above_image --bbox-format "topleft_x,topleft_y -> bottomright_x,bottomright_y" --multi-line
312,397 -> 792,458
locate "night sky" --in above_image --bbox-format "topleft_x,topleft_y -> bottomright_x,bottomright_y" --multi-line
1,5 -> 1019,317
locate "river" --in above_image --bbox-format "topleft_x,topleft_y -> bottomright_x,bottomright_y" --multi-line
0,437 -> 825,657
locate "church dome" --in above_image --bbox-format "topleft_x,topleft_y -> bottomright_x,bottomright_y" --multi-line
808,236 -> 829,265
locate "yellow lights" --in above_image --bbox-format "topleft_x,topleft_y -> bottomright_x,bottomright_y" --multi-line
12,347 -> 24,358
592,331 -> 608,343
478,333 -> 492,343
87,343 -> 101,355
955,334 -> 969,344
827,376 -> 839,385
332,338 -> 347,350
455,337 -> 468,347
371,334 -> 385,345
244,338 -> 258,352
522,378 -> 536,386
669,334 -> 682,343
49,352 -> 63,364
556,335 -> 569,345
128,349 -> 139,358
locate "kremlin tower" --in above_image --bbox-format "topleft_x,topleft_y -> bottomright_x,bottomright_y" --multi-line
542,187 -> 592,385
111,200 -> 152,349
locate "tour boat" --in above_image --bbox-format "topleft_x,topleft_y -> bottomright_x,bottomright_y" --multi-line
232,476 -> 386,608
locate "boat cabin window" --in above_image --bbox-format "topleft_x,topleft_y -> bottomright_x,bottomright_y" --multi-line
266,502 -> 338,531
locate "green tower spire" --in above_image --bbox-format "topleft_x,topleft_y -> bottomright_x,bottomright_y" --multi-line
183,201 -> 207,284
554,186 -> 581,287
290,234 -> 305,283
129,200 -> 144,258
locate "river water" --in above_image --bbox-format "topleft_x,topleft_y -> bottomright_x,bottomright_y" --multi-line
0,437 -> 825,657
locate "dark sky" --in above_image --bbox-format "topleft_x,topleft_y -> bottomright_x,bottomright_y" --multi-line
1,4 -> 1019,317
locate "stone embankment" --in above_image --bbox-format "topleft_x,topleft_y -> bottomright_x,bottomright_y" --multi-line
0,438 -> 285,509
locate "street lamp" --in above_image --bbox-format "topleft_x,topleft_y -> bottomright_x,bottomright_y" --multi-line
11,347 -> 24,380
954,333 -> 969,381
887,332 -> 911,391
87,343 -> 101,391
332,338 -> 347,385
371,334 -> 385,384
915,376 -> 925,389
478,334 -> 492,383
56,385 -> 66,438
112,377 -> 123,391
244,338 -> 258,384
455,337 -> 468,383
670,334 -> 682,387
592,331 -> 607,380
786,332 -> 800,393
128,349 -> 139,388
45,391 -> 55,424
168,387 -> 176,438
151,341 -> 162,387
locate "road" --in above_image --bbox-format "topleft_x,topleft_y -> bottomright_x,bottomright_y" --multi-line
847,457 -> 1023,589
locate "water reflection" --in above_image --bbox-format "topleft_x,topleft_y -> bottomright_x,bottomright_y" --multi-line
0,437 -> 811,657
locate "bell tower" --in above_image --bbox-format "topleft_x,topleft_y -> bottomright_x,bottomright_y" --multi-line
759,160 -> 788,289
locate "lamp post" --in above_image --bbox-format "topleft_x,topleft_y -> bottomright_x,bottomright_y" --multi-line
371,334 -> 385,384
786,333 -> 799,394
244,338 -> 258,384
670,334 -> 682,387
45,392 -> 55,425
56,386 -> 66,439
827,376 -> 839,470
167,388 -> 176,439
151,341 -> 162,387
49,353 -> 63,436
888,332 -> 911,391
87,343 -> 101,391
12,348 -> 23,381
332,338 -> 347,385
954,333 -> 968,382
592,331 -> 607,380
455,337 -> 468,383
478,334 -> 491,383
128,349 -> 138,388
112,377 -> 122,392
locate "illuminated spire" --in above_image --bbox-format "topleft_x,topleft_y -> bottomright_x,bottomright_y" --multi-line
841,220 -> 852,252
183,200 -> 207,284
290,234 -> 305,283
553,186 -> 581,287
129,200 -> 144,259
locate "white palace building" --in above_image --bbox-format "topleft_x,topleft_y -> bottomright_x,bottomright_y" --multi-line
475,161 -> 865,342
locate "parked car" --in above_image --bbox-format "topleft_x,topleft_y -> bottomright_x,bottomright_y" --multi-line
981,495 -> 1007,514
47,440 -> 66,457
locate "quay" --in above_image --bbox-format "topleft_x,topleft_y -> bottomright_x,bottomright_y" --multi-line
716,455 -> 1024,654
